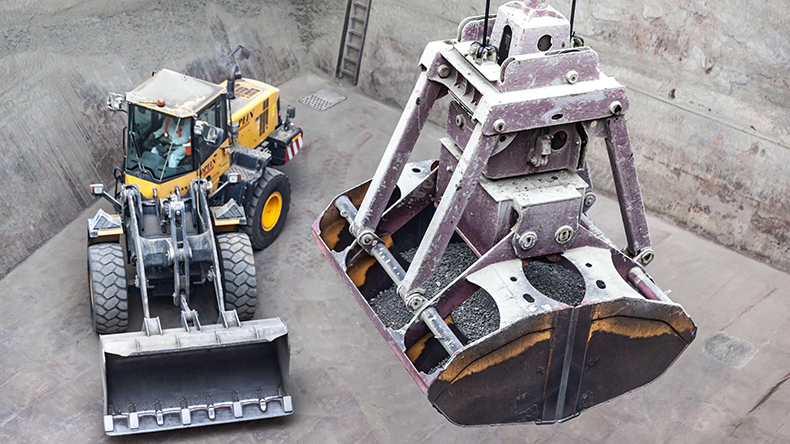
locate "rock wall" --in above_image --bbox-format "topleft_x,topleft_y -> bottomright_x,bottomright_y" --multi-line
355,0 -> 790,271
0,0 -> 344,278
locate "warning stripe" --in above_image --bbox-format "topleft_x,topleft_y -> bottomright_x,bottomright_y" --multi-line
285,134 -> 303,163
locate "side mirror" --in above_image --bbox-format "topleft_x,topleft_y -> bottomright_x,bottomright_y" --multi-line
283,105 -> 296,129
195,120 -> 226,149
226,45 -> 251,100
107,93 -> 126,113
89,183 -> 122,211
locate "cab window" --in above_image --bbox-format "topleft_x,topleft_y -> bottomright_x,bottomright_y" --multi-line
127,105 -> 194,181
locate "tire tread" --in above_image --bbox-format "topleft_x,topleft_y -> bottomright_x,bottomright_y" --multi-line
88,243 -> 128,334
217,232 -> 258,320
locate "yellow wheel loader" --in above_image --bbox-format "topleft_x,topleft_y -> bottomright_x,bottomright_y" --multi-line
87,45 -> 302,435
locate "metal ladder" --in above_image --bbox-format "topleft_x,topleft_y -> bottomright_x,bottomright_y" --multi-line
336,0 -> 372,85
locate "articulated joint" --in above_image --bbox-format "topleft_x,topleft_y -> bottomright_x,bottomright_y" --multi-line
402,288 -> 428,312
357,229 -> 379,247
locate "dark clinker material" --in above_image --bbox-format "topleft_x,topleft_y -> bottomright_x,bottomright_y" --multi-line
370,243 -> 491,330
522,259 -> 586,306
451,288 -> 500,343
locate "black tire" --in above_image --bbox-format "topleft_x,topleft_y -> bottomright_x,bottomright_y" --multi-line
217,232 -> 258,321
245,168 -> 291,250
87,243 -> 129,334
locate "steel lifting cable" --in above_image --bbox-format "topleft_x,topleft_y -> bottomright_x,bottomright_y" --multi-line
570,0 -> 578,41
477,0 -> 494,59
481,0 -> 491,47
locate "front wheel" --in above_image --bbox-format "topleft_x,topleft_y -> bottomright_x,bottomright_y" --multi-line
87,243 -> 129,334
217,232 -> 258,321
245,168 -> 291,250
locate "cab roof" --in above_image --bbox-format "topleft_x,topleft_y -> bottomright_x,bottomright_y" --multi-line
126,69 -> 225,118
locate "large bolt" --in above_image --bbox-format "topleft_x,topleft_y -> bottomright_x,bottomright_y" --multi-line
359,231 -> 376,246
437,64 -> 451,78
566,70 -> 579,84
555,225 -> 574,244
584,193 -> 596,208
519,231 -> 538,250
405,291 -> 426,311
455,114 -> 465,128
636,248 -> 655,266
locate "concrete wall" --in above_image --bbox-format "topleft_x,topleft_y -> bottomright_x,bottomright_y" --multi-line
3,0 -> 788,276
355,0 -> 790,272
0,0 -> 345,278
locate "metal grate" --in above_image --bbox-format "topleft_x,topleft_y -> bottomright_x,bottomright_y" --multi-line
299,89 -> 347,111
235,86 -> 260,99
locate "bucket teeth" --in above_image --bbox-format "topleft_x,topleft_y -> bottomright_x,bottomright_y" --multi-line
180,398 -> 191,425
207,395 -> 216,420
129,411 -> 139,430
232,392 -> 243,418
155,401 -> 164,426
127,403 -> 139,430
258,389 -> 267,412
103,415 -> 114,433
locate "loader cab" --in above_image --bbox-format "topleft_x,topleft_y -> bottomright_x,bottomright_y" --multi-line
123,69 -> 230,198
126,106 -> 195,181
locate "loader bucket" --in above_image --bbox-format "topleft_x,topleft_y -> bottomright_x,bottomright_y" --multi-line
99,318 -> 291,435
312,162 -> 696,426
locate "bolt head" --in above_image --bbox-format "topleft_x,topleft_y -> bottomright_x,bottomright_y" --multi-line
637,249 -> 655,266
406,294 -> 425,311
584,193 -> 596,208
359,231 -> 375,246
437,64 -> 451,78
455,114 -> 465,128
609,101 -> 623,115
493,119 -> 506,133
519,232 -> 538,250
555,225 -> 574,244
566,70 -> 579,84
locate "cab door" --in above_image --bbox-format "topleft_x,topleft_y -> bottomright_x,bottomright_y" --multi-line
195,98 -> 231,187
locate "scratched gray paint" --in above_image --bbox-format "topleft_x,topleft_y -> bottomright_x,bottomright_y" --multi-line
355,0 -> 790,272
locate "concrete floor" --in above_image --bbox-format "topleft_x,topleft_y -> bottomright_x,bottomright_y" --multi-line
1,72 -> 788,443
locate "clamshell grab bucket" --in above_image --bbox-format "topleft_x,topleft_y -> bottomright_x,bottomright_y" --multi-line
100,318 -> 291,435
313,1 -> 697,425
312,163 -> 696,426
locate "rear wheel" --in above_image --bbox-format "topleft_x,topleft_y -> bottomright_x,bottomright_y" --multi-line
245,168 -> 291,250
217,232 -> 258,321
87,243 -> 129,334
